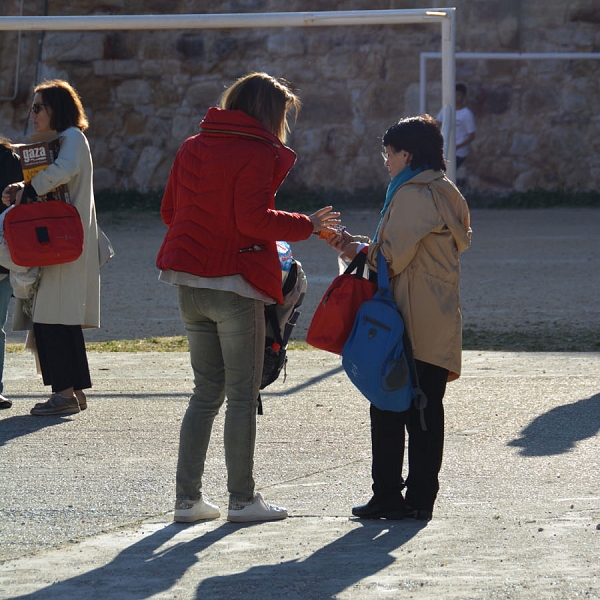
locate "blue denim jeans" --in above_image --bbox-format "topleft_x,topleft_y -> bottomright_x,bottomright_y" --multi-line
0,276 -> 13,395
175,286 -> 265,506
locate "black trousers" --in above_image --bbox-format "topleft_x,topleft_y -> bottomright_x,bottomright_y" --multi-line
34,323 -> 92,393
369,359 -> 448,513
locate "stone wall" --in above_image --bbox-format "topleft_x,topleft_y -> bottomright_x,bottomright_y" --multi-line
1,0 -> 599,194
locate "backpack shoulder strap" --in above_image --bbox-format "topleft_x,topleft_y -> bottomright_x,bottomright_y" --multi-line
377,248 -> 428,429
376,250 -> 393,298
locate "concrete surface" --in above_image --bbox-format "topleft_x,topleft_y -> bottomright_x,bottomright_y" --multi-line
0,350 -> 599,599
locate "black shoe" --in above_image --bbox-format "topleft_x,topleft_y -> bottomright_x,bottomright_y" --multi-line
0,394 -> 11,409
405,506 -> 433,521
352,499 -> 407,520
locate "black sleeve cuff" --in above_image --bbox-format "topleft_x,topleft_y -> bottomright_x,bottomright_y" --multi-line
23,182 -> 37,202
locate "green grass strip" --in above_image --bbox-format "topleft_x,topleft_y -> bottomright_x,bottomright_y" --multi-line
7,328 -> 600,354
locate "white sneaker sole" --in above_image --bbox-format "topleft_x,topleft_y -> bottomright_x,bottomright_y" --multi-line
174,512 -> 220,523
227,510 -> 288,523
173,499 -> 220,523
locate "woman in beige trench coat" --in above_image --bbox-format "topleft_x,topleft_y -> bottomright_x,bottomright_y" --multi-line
328,115 -> 471,521
2,80 -> 100,416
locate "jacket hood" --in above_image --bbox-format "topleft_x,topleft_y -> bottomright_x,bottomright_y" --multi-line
405,170 -> 472,254
199,107 -> 296,190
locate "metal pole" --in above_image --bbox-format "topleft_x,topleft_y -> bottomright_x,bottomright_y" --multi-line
440,9 -> 456,182
0,10 -> 451,31
0,0 -> 24,101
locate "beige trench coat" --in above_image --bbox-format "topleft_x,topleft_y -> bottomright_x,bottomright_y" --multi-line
368,170 -> 471,381
13,127 -> 100,330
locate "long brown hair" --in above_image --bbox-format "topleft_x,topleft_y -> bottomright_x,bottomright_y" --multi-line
219,72 -> 301,143
34,79 -> 89,132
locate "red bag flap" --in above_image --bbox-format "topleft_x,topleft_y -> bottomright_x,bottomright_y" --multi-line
306,254 -> 376,354
4,201 -> 84,267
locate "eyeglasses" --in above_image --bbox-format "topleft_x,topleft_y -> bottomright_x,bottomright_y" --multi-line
381,149 -> 403,161
30,103 -> 49,114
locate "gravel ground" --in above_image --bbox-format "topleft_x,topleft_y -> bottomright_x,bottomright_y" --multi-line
7,206 -> 597,344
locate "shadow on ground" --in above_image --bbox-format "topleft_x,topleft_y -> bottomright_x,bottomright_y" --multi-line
508,393 -> 600,456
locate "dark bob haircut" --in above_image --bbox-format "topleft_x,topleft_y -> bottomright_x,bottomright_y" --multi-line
382,114 -> 445,172
34,79 -> 89,133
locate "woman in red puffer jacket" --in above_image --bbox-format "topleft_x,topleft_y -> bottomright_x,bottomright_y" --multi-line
157,72 -> 339,525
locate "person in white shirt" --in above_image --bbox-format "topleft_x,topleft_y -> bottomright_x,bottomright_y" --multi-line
436,83 -> 476,172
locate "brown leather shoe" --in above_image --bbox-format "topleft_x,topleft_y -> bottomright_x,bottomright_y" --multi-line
30,394 -> 80,416
75,390 -> 87,410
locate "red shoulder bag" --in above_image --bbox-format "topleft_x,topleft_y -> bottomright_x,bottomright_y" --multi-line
4,200 -> 84,267
306,251 -> 377,355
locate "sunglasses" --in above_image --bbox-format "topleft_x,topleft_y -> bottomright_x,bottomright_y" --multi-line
30,103 -> 50,114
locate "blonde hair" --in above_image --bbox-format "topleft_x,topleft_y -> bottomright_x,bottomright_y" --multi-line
219,72 -> 301,143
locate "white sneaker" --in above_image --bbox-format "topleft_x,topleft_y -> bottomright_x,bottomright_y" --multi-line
227,492 -> 288,523
174,497 -> 220,523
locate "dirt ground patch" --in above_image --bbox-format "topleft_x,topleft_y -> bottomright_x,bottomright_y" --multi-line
8,207 -> 599,344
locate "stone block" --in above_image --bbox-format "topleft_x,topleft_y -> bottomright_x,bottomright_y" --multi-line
115,147 -> 137,173
509,133 -> 538,156
116,80 -> 153,105
90,109 -> 124,137
132,146 -> 163,190
267,32 -> 306,56
124,112 -> 147,136
93,60 -> 141,77
171,114 -> 197,143
514,168 -> 542,192
184,82 -> 222,111
94,167 -> 117,190
42,32 -> 104,62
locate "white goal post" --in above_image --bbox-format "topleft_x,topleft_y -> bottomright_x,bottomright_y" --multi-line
0,9 -> 458,180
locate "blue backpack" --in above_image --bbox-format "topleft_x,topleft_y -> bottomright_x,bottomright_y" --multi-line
342,250 -> 427,422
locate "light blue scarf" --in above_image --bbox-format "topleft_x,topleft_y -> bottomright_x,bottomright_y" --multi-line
373,166 -> 425,242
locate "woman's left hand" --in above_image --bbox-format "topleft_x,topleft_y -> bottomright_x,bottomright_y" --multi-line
309,206 -> 341,234
1,182 -> 24,207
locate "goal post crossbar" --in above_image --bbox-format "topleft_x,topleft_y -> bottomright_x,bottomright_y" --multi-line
0,8 -> 457,178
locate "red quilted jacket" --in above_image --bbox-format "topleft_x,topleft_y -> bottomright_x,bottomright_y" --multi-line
156,107 -> 313,303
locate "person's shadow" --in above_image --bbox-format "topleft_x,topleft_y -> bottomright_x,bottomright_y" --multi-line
0,409 -> 74,447
7,521 -> 231,599
508,393 -> 600,456
194,519 -> 426,599
6,519 -> 426,599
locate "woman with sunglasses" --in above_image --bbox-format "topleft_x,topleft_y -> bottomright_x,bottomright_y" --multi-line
1,79 -> 100,416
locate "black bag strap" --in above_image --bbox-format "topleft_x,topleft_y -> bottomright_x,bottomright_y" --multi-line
281,261 -> 298,296
343,251 -> 369,279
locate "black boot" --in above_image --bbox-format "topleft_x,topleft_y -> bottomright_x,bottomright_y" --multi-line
352,497 -> 408,520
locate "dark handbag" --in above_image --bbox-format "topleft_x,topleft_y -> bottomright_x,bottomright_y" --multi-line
3,200 -> 84,267
306,251 -> 377,355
